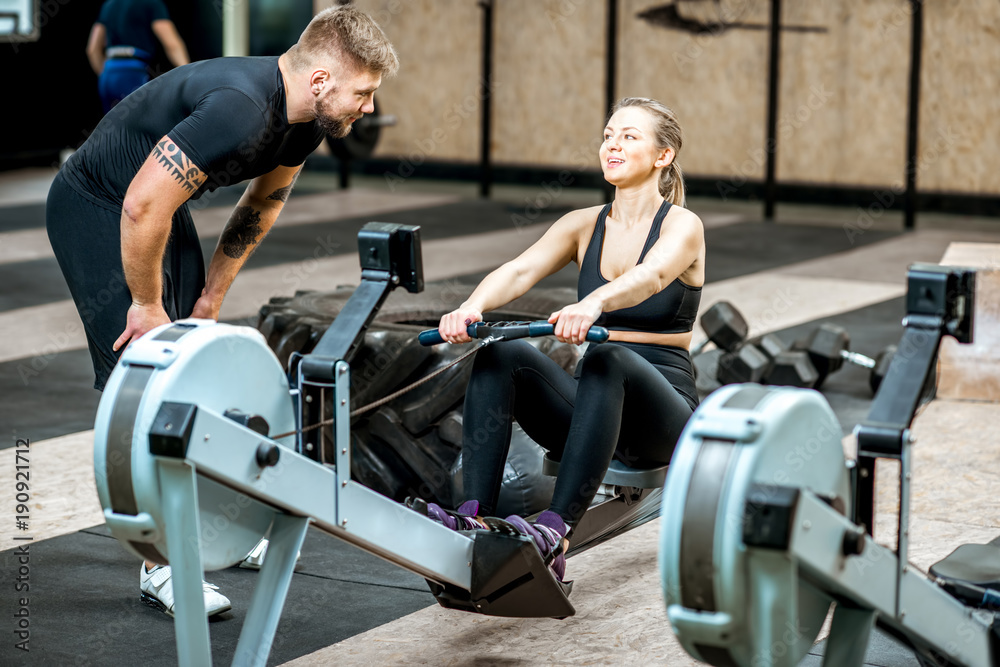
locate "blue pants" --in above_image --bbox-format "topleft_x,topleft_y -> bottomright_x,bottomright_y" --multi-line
98,58 -> 150,113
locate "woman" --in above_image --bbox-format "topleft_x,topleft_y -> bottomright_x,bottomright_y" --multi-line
429,98 -> 705,582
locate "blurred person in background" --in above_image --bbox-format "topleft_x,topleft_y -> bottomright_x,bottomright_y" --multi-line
86,0 -> 190,113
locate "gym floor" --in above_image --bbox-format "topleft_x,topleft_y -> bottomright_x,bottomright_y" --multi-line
1,165 -> 998,665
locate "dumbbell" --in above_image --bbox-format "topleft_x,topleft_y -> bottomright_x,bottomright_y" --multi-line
690,301 -> 750,383
765,352 -> 820,389
755,334 -> 820,388
690,301 -> 749,357
797,323 -> 891,392
717,333 -> 819,388
716,337 -> 770,385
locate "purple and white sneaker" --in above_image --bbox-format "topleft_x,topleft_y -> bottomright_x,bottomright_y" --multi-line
424,499 -> 488,531
504,510 -> 570,582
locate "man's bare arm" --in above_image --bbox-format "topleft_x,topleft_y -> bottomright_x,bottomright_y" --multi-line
192,164 -> 303,319
115,136 -> 207,350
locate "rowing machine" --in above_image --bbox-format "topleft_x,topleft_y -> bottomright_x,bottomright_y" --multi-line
93,222 -> 671,666
659,264 -> 999,666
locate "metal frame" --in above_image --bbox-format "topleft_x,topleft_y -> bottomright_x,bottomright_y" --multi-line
854,264 -> 976,535
603,0 -> 618,204
133,365 -> 478,667
479,0 -> 494,198
763,0 -> 782,220
903,0 -> 924,230
158,387 -> 478,588
221,0 -> 250,57
829,264 -> 979,663
790,490 -> 993,666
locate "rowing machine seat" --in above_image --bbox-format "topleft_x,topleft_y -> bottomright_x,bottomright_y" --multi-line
541,454 -> 668,489
930,542 -> 1000,594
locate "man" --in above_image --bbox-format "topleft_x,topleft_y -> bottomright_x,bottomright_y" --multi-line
47,5 -> 398,617
86,0 -> 190,113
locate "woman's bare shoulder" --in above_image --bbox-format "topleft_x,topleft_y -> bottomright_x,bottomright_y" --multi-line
554,204 -> 604,229
662,204 -> 705,246
665,202 -> 704,228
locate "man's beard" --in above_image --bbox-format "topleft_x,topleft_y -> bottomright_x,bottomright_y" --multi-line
314,100 -> 356,139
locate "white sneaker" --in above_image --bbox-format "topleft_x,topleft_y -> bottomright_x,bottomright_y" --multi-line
238,538 -> 301,571
139,564 -> 232,617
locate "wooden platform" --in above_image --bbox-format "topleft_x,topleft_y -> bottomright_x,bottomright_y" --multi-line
937,242 -> 1000,402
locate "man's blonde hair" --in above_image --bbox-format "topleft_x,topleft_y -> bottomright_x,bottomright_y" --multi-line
288,5 -> 398,77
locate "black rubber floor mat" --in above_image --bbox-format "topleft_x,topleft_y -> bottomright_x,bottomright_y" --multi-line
703,222 -> 901,283
0,527 -> 432,666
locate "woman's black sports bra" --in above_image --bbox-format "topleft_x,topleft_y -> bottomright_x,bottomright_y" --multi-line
577,201 -> 702,335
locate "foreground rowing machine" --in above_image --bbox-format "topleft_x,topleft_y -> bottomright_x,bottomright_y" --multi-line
93,222 -> 672,666
659,264 -> 998,666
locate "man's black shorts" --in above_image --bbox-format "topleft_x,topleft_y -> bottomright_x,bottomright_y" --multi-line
46,171 -> 205,390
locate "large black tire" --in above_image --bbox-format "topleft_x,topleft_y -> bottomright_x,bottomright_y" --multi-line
450,423 -> 557,518
255,282 -> 582,506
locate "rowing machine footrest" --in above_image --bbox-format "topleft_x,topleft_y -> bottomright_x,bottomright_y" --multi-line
541,454 -> 668,489
427,531 -> 574,619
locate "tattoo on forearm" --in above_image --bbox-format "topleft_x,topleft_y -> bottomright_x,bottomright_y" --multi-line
265,167 -> 301,202
266,184 -> 293,202
220,206 -> 264,259
152,139 -> 206,193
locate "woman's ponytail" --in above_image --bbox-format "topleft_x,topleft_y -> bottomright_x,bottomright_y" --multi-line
658,160 -> 686,207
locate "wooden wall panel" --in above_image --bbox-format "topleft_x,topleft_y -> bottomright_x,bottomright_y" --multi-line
618,0 -> 770,182
351,0 -> 484,163
315,1 -> 1000,199
492,0 -> 607,168
777,1 -> 908,188
919,0 -> 1000,194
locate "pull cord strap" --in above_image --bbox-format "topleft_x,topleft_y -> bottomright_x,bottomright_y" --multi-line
271,338 -> 493,440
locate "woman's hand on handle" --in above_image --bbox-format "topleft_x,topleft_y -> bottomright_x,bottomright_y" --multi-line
548,297 -> 603,345
438,306 -> 484,344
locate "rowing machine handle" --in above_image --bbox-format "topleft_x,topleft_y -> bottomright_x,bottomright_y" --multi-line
418,320 -> 610,346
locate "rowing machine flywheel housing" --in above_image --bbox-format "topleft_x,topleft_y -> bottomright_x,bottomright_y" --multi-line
94,320 -> 296,570
659,384 -> 851,667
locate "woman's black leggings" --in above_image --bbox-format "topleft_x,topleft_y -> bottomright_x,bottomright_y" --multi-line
461,340 -> 698,526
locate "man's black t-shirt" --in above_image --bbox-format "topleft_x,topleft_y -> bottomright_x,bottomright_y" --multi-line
64,56 -> 325,208
97,0 -> 170,56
